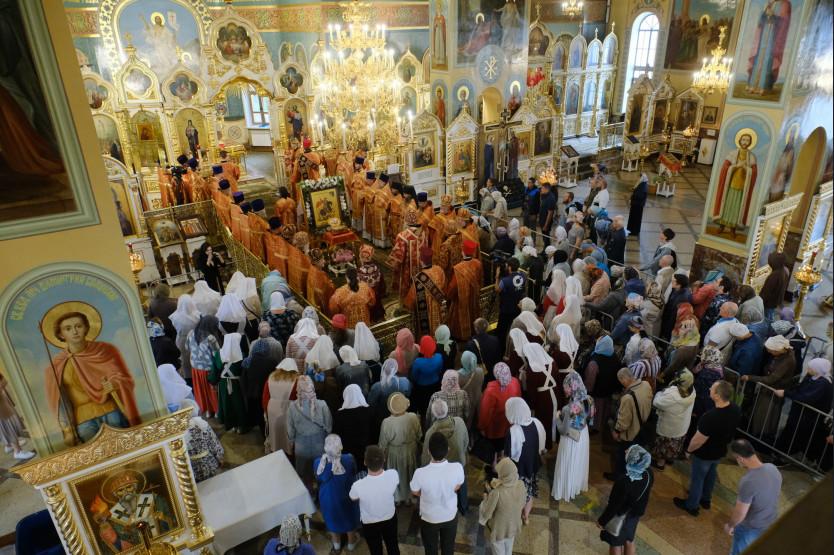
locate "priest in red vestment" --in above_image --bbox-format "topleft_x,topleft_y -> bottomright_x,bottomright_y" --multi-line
405,245 -> 447,338
219,149 -> 241,192
446,239 -> 483,341
388,207 -> 426,301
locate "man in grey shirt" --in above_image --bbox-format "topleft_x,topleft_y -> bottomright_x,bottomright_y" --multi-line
725,439 -> 782,555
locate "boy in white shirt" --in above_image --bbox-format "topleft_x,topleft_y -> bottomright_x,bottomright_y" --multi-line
409,433 -> 465,555
349,445 -> 400,555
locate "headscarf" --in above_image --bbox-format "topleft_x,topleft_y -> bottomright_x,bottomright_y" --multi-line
243,334 -> 271,368
147,320 -> 165,338
494,362 -> 512,389
671,368 -> 695,397
419,335 -> 437,358
316,434 -> 346,476
394,328 -> 417,371
192,280 -> 221,315
626,293 -> 644,310
625,444 -> 652,481
522,342 -> 554,373
546,269 -> 567,305
295,374 -> 318,414
459,351 -> 478,377
779,307 -> 796,323
170,294 -> 200,333
340,383 -> 369,410
563,370 -> 593,430
508,328 -> 530,357
516,311 -> 545,337
181,398 -> 210,441
593,335 -> 614,357
339,345 -> 361,365
275,358 -> 298,374
292,317 -> 320,341
571,259 -> 586,279
269,291 -> 286,311
644,281 -> 664,309
554,225 -> 567,242
431,398 -> 449,420
260,270 -> 289,308
380,358 -> 398,388
216,293 -> 247,332
440,369 -> 461,393
638,338 -> 658,360
508,218 -> 520,242
157,364 -> 191,408
505,397 -> 546,462
220,333 -> 243,365
495,226 -> 508,238
306,336 -> 340,370
764,335 -> 792,352
700,345 -> 724,369
584,319 -> 603,339
807,358 -> 832,382
771,320 -> 796,338
301,306 -> 319,323
278,515 -> 303,549
434,325 -> 453,355
492,456 -> 520,488
565,276 -> 584,304
354,322 -> 380,361
555,323 -> 579,365
518,297 -> 537,313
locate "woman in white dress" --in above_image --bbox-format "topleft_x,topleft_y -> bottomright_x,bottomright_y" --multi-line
552,370 -> 593,501
265,358 -> 299,454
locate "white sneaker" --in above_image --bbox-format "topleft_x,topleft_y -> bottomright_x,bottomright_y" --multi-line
14,450 -> 35,460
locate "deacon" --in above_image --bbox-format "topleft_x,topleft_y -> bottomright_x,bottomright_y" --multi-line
359,171 -> 376,239
188,158 -> 209,202
416,191 -> 434,228
349,159 -> 368,230
238,202 -> 252,251
214,179 -> 233,229
265,217 -> 286,274
230,191 -> 245,239
158,166 -> 176,208
248,199 -> 269,262
405,245 -> 447,338
219,149 -> 241,192
446,239 -> 483,341
388,207 -> 426,302
371,173 -> 393,248
459,207 -> 481,259
286,234 -> 311,296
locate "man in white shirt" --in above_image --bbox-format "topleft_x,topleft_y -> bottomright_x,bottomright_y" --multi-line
349,445 -> 400,555
410,433 -> 465,555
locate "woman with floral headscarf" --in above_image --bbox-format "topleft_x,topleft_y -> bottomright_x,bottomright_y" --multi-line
598,445 -> 654,553
265,359 -> 299,454
661,302 -> 700,383
628,338 -> 662,391
774,358 -> 833,462
641,281 -> 664,337
388,328 -> 419,376
314,434 -> 360,552
263,514 -> 315,555
652,368 -> 695,470
692,345 -> 725,421
287,375 -> 332,487
479,362 -> 522,462
410,336 -> 444,419
148,320 -> 180,369
504,397 -> 546,524
553,371 -> 594,501
427,370 -> 471,428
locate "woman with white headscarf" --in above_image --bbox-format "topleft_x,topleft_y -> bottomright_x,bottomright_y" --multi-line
543,269 -> 567,326
157,363 -> 193,412
549,294 -> 582,340
511,307 -> 545,341
288,375 -> 333,487
170,294 -> 201,382
287,318 -> 320,371
504,397 -> 546,524
565,274 -> 586,303
521,342 -> 557,450
216,292 -> 247,335
552,371 -> 593,501
333,384 -> 371,471
434,324 -> 457,371
774,358 -> 833,463
225,271 -> 262,339
264,514 -> 315,555
552,225 -> 570,256
214,332 -> 247,433
180,399 -> 224,482
368,358 -> 412,440
570,260 -> 590,295
506,328 -> 532,376
265,358 -> 299,454
314,434 -> 361,552
306,335 -> 341,414
263,291 -> 300,346
192,280 -> 221,316
508,217 -> 521,244
335,346 -> 371,395
491,190 -> 509,228
353,321 -> 381,381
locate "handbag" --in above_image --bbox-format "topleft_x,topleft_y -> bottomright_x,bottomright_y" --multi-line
604,473 -> 652,536
628,390 -> 657,448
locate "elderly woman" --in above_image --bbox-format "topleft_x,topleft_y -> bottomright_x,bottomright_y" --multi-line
491,190 -> 509,228
368,359 -> 412,427
315,434 -> 361,552
598,445 -> 654,554
286,318 -> 320,370
661,302 -> 700,383
181,399 -> 224,482
170,294 -> 200,383
263,292 -> 300,346
628,338 -> 662,392
641,282 -> 664,337
552,371 -> 593,502
774,358 -> 833,462
287,375 -> 333,488
552,226 -> 571,257
333,385 -> 371,469
354,322 -> 381,381
571,260 -> 591,295
388,328 -> 419,376
379,393 -> 422,505
427,370 -> 470,428
742,335 -> 796,439
504,397 -> 546,524
583,335 -> 621,434
652,369 -> 695,470
264,514 -> 316,555
584,263 -> 611,305
692,346 -> 725,422
612,293 -> 644,344
478,457 -> 527,555
265,359 -> 298,454
479,363 -> 522,462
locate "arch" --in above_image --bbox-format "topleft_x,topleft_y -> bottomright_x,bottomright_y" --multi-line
479,87 -> 503,124
788,127 -> 828,230
621,10 -> 660,112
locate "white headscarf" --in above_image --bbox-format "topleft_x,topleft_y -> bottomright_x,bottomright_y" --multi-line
220,333 -> 244,364
505,397 -> 546,462
292,317 -> 320,341
340,383 -> 369,410
571,259 -> 586,277
549,294 -> 582,341
807,358 -> 832,382
227,271 -> 260,312
216,293 -> 247,332
555,323 -> 579,367
546,269 -> 567,305
353,322 -> 380,361
339,345 -> 361,365
192,280 -> 221,316
169,294 -> 200,333
380,358 -> 398,388
516,311 -> 545,337
508,218 -> 520,242
157,364 -> 192,408
276,358 -> 298,372
554,226 -> 567,242
522,342 -> 554,373
269,291 -> 286,311
306,335 -> 340,370
509,328 -> 530,358
316,434 -> 346,476
565,276 -> 584,304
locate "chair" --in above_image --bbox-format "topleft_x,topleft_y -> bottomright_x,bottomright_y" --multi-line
15,510 -> 62,555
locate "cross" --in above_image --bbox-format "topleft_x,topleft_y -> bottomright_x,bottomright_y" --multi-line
113,506 -> 131,520
136,497 -> 153,514
535,2 -> 541,21
497,108 -> 512,182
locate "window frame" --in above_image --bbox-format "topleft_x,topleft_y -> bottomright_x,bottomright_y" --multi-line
621,12 -> 660,113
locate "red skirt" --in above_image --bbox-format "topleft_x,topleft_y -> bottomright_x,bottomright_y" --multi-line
192,368 -> 218,414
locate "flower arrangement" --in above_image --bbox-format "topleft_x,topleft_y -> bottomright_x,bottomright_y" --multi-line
332,248 -> 354,264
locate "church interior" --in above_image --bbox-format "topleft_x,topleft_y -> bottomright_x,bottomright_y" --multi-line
0,0 -> 832,553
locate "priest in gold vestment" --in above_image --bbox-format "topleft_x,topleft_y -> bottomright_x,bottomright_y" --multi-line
274,186 -> 297,229
328,267 -> 376,328
306,249 -> 335,314
428,194 -> 454,257
219,149 -> 241,192
437,218 -> 463,283
388,207 -> 426,301
405,245 -> 447,338
446,239 -> 483,341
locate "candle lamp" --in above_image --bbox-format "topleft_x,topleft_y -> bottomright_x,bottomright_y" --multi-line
793,250 -> 823,323
128,245 -> 146,306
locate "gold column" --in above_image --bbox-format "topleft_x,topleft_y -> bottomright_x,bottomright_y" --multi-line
168,438 -> 213,548
44,484 -> 85,555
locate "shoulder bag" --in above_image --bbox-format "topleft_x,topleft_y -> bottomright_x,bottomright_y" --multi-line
604,472 -> 652,536
628,388 -> 657,448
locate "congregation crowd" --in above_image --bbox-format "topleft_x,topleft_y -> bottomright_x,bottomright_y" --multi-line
136,166 -> 834,555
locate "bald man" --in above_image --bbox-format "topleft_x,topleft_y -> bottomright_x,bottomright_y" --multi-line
655,254 -> 676,300
703,302 -> 740,358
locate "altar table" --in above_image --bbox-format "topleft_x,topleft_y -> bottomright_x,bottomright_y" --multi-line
198,450 -> 316,554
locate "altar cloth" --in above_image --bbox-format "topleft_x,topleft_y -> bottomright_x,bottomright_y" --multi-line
198,450 -> 316,554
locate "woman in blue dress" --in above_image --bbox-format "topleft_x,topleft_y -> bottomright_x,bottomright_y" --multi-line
314,434 -> 360,553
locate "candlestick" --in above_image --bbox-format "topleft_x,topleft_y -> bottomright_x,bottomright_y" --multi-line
368,121 -> 375,149
341,122 -> 347,150
408,111 -> 414,139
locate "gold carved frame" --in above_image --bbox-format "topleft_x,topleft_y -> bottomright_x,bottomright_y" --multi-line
746,193 -> 803,290
797,181 -> 833,261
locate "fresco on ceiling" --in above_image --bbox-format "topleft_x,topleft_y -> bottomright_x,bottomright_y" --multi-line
457,0 -> 527,66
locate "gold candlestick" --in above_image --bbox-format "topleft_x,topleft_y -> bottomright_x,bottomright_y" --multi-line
793,251 -> 823,321
128,245 -> 146,306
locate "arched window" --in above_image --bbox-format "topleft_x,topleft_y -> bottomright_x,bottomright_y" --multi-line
621,13 -> 660,112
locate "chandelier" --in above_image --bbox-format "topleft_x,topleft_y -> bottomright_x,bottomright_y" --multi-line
692,26 -> 732,94
315,0 -> 401,152
561,0 -> 584,18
